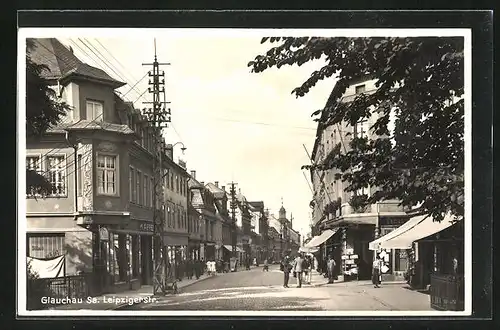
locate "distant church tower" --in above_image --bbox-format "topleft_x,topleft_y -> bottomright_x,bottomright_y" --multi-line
279,197 -> 286,220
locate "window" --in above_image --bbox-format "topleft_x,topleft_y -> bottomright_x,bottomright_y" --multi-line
177,207 -> 181,228
170,173 -> 174,191
26,156 -> 42,195
27,233 -> 65,259
355,84 -> 366,94
150,177 -> 154,208
86,100 -> 103,121
356,186 -> 370,197
136,171 -> 142,204
77,155 -> 82,196
97,154 -> 117,195
176,175 -> 179,193
354,118 -> 368,139
167,206 -> 171,227
129,167 -> 134,202
46,155 -> 67,196
143,174 -> 148,207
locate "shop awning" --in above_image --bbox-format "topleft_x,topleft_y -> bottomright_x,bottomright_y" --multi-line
377,215 -> 455,250
304,235 -> 321,248
368,215 -> 423,251
299,246 -> 319,253
304,229 -> 338,248
223,245 -> 244,253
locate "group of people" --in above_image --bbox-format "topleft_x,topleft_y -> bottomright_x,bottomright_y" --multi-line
170,258 -> 205,281
280,252 -> 316,288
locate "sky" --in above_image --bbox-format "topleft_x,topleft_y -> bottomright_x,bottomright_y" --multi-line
49,31 -> 337,239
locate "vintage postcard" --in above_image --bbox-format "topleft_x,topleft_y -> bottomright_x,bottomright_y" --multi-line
18,26 -> 472,317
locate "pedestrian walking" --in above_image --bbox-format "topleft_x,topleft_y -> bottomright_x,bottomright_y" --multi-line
281,254 -> 292,288
327,255 -> 336,284
263,259 -> 269,272
303,255 -> 312,285
293,253 -> 305,288
194,259 -> 201,280
186,258 -> 193,280
372,256 -> 383,288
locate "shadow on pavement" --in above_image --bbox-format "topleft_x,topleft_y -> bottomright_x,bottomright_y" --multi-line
118,286 -> 331,311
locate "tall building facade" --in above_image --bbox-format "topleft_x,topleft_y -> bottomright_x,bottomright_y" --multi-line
162,145 -> 190,276
309,77 -> 410,281
25,38 -> 170,294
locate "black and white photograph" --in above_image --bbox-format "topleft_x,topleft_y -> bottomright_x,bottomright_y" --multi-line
18,24 -> 474,317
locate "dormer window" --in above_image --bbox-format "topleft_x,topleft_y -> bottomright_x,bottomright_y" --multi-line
355,84 -> 366,94
86,100 -> 103,121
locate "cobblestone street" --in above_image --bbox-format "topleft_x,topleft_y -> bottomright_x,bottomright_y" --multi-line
118,265 -> 432,311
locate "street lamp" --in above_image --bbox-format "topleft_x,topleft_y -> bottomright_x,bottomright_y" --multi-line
171,141 -> 187,153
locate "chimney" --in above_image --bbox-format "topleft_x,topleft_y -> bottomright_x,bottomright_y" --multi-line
200,181 -> 205,186
165,144 -> 173,159
222,186 -> 225,191
190,170 -> 196,179
239,188 -> 241,194
215,181 -> 219,187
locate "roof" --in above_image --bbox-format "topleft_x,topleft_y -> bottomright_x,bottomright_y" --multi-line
188,176 -> 204,189
190,189 -> 204,208
248,201 -> 264,210
236,192 -> 247,204
28,38 -> 125,88
205,183 -> 226,199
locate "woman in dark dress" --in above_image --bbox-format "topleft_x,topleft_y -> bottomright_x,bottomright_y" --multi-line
372,256 -> 383,288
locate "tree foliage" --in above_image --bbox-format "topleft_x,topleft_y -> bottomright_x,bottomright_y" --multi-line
26,39 -> 72,196
248,37 -> 464,222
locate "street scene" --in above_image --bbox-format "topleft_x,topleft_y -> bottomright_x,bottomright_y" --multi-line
21,28 -> 467,314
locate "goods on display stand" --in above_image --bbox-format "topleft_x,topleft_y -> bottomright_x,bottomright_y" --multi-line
341,249 -> 359,281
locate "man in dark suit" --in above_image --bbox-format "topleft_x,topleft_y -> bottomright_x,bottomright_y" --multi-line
281,254 -> 292,288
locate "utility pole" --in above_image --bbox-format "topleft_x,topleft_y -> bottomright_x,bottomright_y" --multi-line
264,208 -> 270,261
229,182 -> 238,261
143,39 -> 171,295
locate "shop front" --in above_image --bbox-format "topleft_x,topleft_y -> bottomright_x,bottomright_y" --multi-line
371,214 -> 462,310
163,234 -> 189,280
204,242 -> 216,261
188,238 -> 201,261
88,218 -> 155,294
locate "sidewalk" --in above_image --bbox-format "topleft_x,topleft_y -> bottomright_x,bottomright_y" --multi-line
50,267 -> 255,311
307,271 -> 431,311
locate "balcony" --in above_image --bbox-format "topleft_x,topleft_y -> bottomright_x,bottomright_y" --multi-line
340,200 -> 406,216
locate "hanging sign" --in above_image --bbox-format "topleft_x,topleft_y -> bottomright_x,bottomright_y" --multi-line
350,254 -> 358,259
341,255 -> 348,260
99,227 -> 109,241
345,248 -> 354,255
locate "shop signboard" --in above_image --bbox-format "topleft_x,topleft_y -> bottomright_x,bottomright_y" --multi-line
139,222 -> 154,233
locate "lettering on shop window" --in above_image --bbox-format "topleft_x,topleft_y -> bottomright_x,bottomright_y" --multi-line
379,218 -> 406,227
139,223 -> 154,232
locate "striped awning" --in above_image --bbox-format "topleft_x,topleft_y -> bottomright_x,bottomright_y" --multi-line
304,229 -> 338,248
